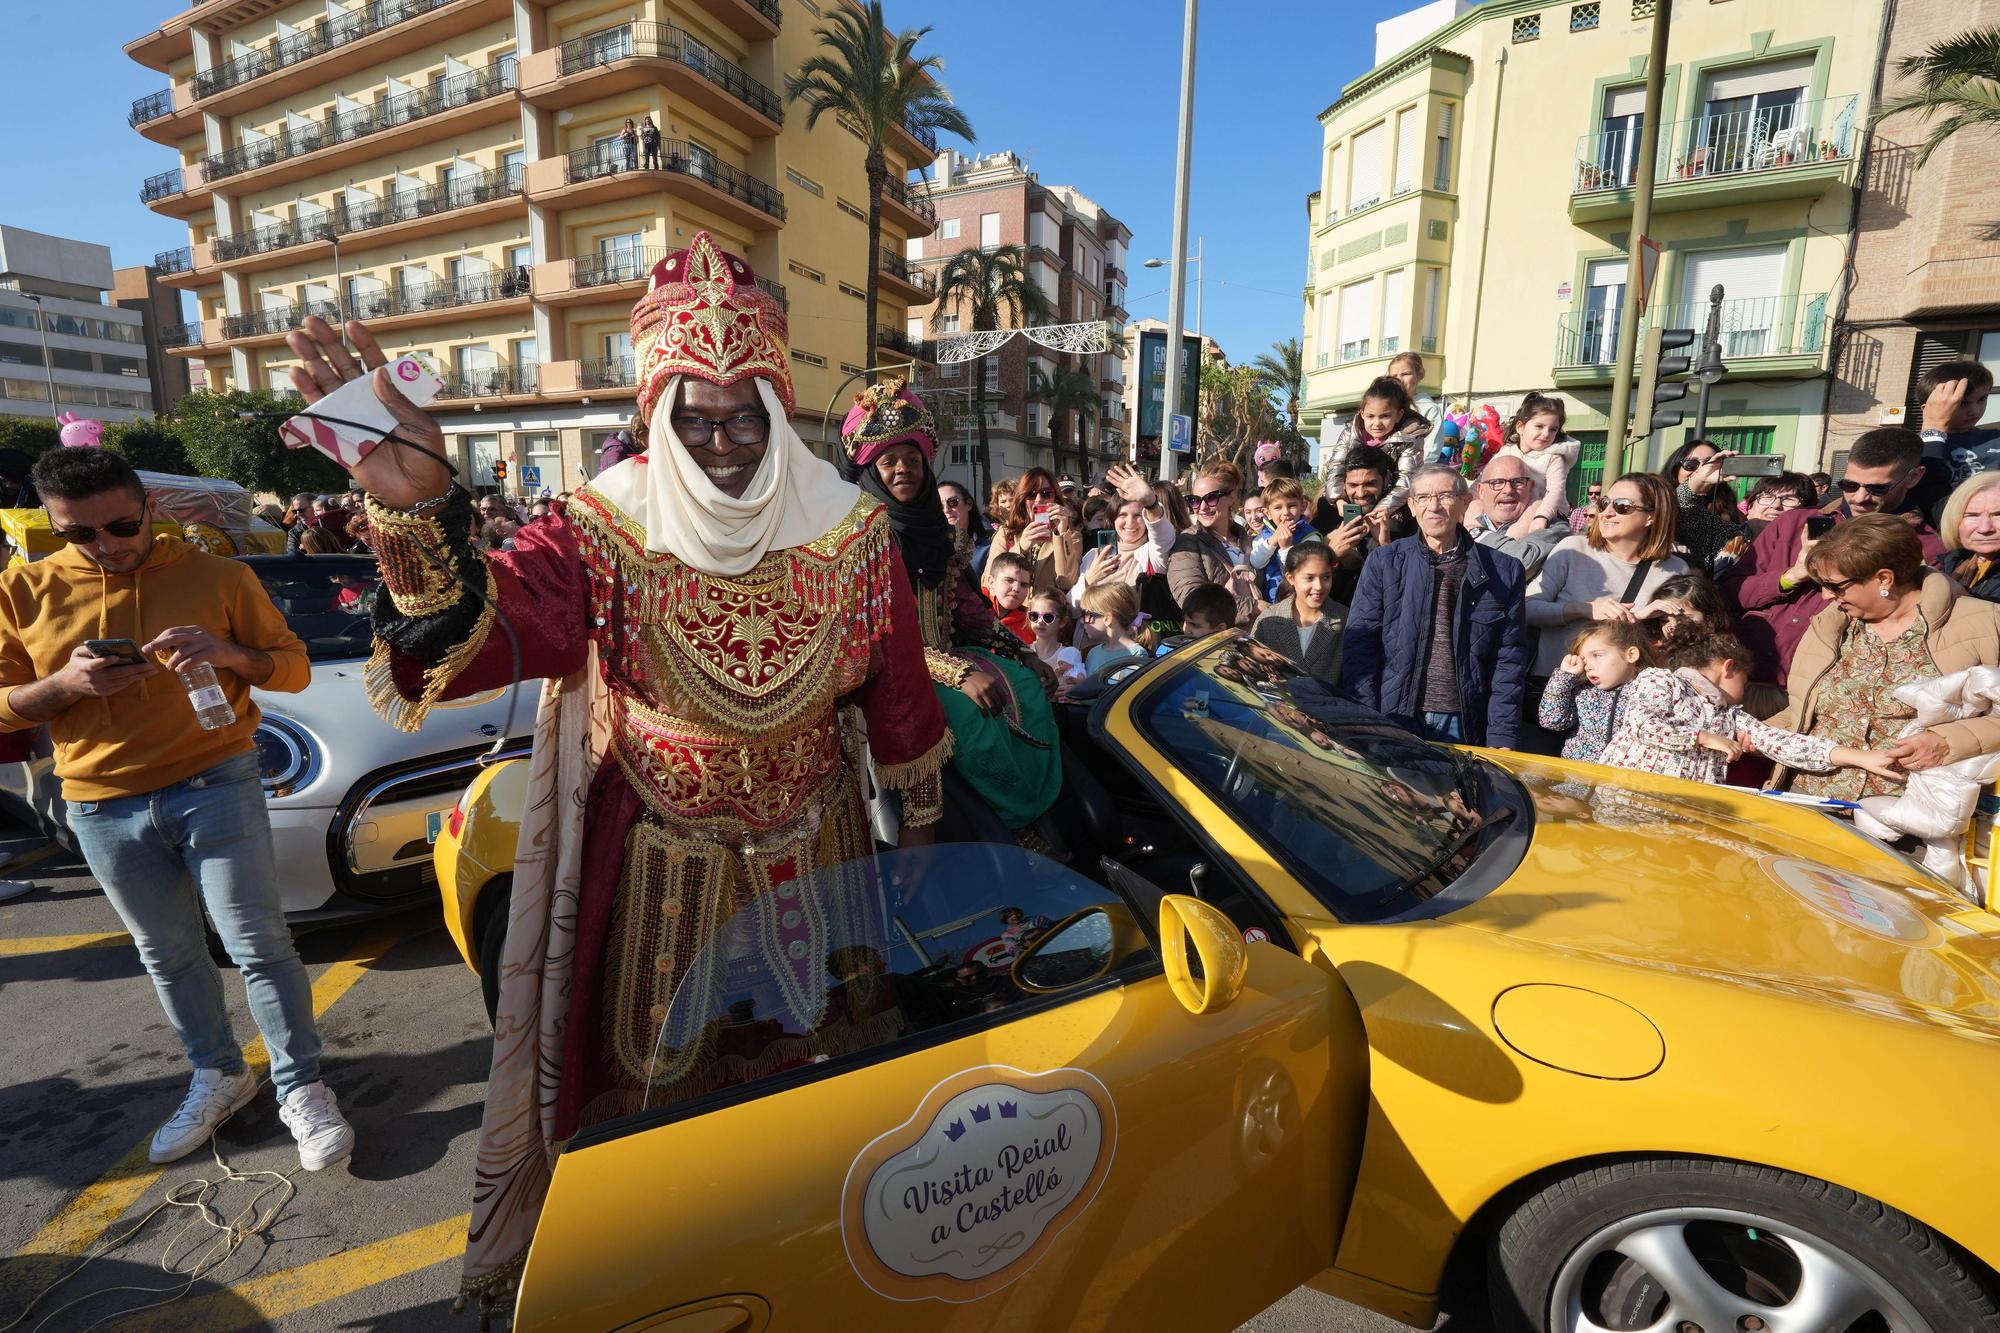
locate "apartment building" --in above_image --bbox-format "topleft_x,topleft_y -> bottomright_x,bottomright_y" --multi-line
1118,316 -> 1225,460
905,148 -> 1131,488
0,226 -> 162,425
126,0 -> 942,490
1825,0 -> 2000,465
113,264 -> 195,414
1300,0 -> 1883,491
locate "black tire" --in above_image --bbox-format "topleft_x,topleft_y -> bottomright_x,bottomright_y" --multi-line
473,874 -> 512,1027
1488,1157 -> 1999,1333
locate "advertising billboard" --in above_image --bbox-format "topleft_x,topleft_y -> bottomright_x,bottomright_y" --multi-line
1136,329 -> 1202,440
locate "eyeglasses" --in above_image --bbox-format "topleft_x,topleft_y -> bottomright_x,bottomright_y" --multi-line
1025,610 -> 1059,623
1480,477 -> 1531,490
941,495 -> 966,509
1409,492 -> 1461,509
1818,575 -> 1864,596
49,513 -> 148,543
1605,498 -> 1652,515
672,411 -> 771,446
1188,489 -> 1235,511
1837,478 -> 1900,498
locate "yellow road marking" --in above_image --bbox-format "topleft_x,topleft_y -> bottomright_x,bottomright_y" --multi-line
0,932 -> 128,957
6,924 -> 405,1278
1,843 -> 62,873
146,1213 -> 471,1333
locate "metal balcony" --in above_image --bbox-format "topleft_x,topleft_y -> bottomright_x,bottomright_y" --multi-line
204,61 -> 515,183
129,88 -> 175,126
573,246 -> 669,289
756,276 -> 787,311
559,21 -> 782,123
155,247 -> 194,275
579,353 -> 638,389
882,176 -> 937,226
1572,95 -> 1858,196
1553,292 -> 1829,372
159,320 -> 204,349
192,0 -> 456,100
224,300 -> 340,340
438,363 -> 525,399
211,166 -> 522,263
562,141 -> 785,220
347,269 -> 525,322
878,249 -> 936,295
899,113 -> 938,153
875,327 -> 933,361
140,168 -> 184,204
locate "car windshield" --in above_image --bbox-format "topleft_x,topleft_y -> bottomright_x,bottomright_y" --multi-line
246,558 -> 380,661
638,845 -> 1157,1116
1130,636 -> 1530,922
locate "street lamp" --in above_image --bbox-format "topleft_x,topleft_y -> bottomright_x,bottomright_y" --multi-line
1151,0 -> 1199,481
1142,236 -> 1204,343
20,294 -> 60,422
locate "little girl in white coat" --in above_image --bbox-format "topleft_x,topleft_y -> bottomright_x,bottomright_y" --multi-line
1464,392 -> 1580,539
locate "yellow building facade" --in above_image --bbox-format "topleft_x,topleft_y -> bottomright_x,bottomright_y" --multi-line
128,0 -> 939,491
1301,0 -> 1883,488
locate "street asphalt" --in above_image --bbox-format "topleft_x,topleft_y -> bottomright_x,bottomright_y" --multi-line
0,813 -> 1462,1331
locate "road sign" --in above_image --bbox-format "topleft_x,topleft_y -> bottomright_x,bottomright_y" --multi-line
1167,413 -> 1192,454
519,465 -> 541,486
1636,235 -> 1662,314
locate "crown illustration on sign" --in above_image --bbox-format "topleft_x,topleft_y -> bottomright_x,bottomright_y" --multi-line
632,230 -> 793,421
840,376 -> 936,469
944,1119 -> 966,1142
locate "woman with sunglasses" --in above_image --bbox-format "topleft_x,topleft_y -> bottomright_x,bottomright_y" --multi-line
1168,460 -> 1262,627
1662,438 -> 1749,575
936,479 -> 991,577
988,467 -> 1081,595
1522,472 -> 1687,752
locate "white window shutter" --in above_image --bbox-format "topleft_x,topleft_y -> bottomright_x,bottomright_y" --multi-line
1350,124 -> 1386,207
1338,281 -> 1372,344
1392,108 -> 1419,195
1432,105 -> 1455,190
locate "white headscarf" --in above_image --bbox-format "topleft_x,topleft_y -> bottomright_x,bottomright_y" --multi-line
594,376 -> 858,576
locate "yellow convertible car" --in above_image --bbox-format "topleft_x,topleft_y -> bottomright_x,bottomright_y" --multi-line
435,634 -> 2000,1332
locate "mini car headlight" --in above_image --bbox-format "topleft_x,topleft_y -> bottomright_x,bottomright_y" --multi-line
255,716 -> 319,797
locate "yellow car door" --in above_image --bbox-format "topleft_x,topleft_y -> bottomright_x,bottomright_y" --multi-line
517,842 -> 1370,1333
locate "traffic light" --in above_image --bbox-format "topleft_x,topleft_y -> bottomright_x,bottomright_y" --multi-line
1632,325 -> 1696,441
493,459 -> 509,482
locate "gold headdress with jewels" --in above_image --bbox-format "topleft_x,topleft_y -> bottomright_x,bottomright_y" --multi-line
632,231 -> 793,421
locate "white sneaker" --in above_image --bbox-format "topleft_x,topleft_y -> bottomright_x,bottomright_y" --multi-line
278,1081 -> 354,1171
150,1067 -> 260,1164
0,879 -> 32,903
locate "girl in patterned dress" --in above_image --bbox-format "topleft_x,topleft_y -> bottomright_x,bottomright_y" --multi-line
1598,632 -> 1903,786
1538,620 -> 1650,763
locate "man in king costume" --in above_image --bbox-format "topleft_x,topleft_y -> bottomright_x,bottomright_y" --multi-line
283,231 -> 951,1312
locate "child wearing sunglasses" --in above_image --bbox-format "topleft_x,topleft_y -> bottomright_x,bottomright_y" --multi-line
1024,593 -> 1085,691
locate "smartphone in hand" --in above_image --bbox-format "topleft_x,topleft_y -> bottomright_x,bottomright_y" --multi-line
83,638 -> 146,667
279,352 -> 443,469
1341,501 -> 1365,522
1805,514 -> 1837,539
1720,454 -> 1785,479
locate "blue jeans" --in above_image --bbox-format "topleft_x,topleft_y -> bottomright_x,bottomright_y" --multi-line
1419,712 -> 1465,743
68,752 -> 321,1099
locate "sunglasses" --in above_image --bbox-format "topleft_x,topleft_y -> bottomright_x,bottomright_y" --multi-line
941,495 -> 966,509
1605,498 -> 1652,515
1188,489 -> 1235,510
1025,610 -> 1060,623
1025,486 -> 1057,501
1677,457 -> 1710,471
1837,478 -> 1899,498
50,514 -> 148,543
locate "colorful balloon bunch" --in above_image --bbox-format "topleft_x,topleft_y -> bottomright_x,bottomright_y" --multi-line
1433,403 -> 1504,477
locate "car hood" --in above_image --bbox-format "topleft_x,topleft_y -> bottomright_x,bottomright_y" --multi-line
253,659 -> 526,789
1452,753 -> 2000,1032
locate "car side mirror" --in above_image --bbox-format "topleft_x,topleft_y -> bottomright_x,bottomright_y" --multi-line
1012,908 -> 1116,993
1160,894 -> 1248,1015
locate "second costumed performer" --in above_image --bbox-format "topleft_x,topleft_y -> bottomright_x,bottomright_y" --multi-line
840,379 -> 1062,834
290,230 -> 951,1313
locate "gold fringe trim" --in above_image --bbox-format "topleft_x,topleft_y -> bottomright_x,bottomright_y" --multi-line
874,728 -> 953,789
925,646 -> 976,688
365,563 -> 500,734
455,1247 -> 527,1325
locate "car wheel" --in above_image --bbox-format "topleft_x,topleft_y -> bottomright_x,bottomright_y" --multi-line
474,874 -> 512,1027
1489,1158 -> 2000,1333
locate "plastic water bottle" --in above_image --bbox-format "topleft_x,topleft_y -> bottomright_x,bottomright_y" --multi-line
179,662 -> 237,731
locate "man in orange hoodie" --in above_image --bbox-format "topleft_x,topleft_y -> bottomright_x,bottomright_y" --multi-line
0,448 -> 354,1173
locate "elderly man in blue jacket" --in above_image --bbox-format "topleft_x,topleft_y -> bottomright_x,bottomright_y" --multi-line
1339,463 -> 1529,747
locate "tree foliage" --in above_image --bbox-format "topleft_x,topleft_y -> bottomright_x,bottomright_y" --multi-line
102,418 -> 195,476
1250,337 -> 1306,461
1198,361 -> 1279,478
0,417 -> 60,459
1871,26 -> 2000,167
172,390 -> 348,496
929,244 -> 1050,492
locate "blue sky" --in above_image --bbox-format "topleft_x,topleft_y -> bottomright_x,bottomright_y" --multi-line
0,0 -> 1414,367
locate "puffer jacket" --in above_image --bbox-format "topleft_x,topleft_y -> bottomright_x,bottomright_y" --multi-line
1317,410 -> 1433,513
1771,571 -> 2000,772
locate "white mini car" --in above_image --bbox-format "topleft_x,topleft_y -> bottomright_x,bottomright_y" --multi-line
0,554 -> 529,923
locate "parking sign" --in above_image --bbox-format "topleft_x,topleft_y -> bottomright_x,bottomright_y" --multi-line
1167,414 -> 1192,454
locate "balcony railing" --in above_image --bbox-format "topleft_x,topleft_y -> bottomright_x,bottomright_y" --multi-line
745,0 -> 781,23
1553,292 -> 1829,367
580,354 -> 638,389
878,249 -> 936,294
140,168 -> 184,203
899,113 -> 939,153
193,0 -> 455,100
155,247 -> 194,275
205,62 -> 516,183
1572,94 -> 1858,195
160,320 -> 204,349
574,246 -> 669,289
1339,338 -> 1371,363
224,300 -> 340,340
212,166 -> 522,263
562,141 -> 785,220
345,269 -> 525,323
560,22 -> 782,123
438,363 -> 526,399
756,276 -> 788,311
130,88 -> 175,126
883,176 -> 936,225
875,327 -> 933,361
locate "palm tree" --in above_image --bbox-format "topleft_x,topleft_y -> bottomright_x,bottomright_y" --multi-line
929,244 -> 1050,492
1035,365 -> 1102,481
1870,27 -> 2000,166
787,2 -> 973,377
1251,338 -> 1304,461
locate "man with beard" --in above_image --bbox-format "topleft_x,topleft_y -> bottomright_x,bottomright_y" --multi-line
284,232 -> 949,1313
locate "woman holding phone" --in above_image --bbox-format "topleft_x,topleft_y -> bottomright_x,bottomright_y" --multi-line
1664,438 -> 1750,575
988,466 -> 1081,595
1073,463 -> 1177,605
